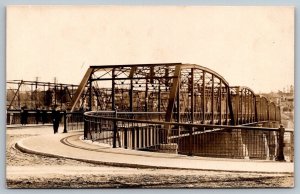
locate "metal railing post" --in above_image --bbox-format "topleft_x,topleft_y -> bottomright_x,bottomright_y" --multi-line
124,127 -> 128,149
83,115 -> 87,139
113,109 -> 117,148
276,125 -> 285,161
290,131 -> 294,162
63,111 -> 67,133
188,126 -> 193,156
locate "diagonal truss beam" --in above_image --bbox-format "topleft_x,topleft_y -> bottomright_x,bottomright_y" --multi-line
7,80 -> 23,110
69,68 -> 94,112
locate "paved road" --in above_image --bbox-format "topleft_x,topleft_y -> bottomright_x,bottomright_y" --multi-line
16,130 -> 294,174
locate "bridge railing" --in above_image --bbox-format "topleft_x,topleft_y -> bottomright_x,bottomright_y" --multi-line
65,112 -> 85,131
6,110 -> 85,132
7,110 -> 54,125
84,111 -> 293,161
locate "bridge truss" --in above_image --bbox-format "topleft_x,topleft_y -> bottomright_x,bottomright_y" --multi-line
7,63 -> 290,160
69,63 -> 281,126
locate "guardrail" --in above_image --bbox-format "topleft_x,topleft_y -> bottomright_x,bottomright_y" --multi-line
6,110 -> 85,132
83,111 -> 293,161
7,110 -> 54,125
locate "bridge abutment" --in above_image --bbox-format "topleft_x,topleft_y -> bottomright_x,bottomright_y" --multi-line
174,128 -> 279,160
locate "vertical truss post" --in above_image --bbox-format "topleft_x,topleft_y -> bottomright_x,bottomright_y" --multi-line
225,86 -> 228,125
252,94 -> 255,122
243,89 -> 246,123
129,67 -> 136,113
247,90 -> 250,123
245,89 -> 247,123
145,79 -> 148,112
219,81 -> 222,125
190,68 -> 194,154
240,90 -> 243,124
278,106 -> 281,122
35,79 -> 38,109
255,96 -> 259,122
227,87 -> 235,125
112,68 -> 116,111
47,82 -> 50,108
202,71 -> 206,124
176,86 -> 180,136
191,68 -> 194,123
165,65 -> 181,143
111,68 -> 117,148
60,84 -> 63,109
43,84 -> 46,108
211,75 -> 214,124
165,68 -> 169,87
31,84 -> 33,108
264,99 -> 266,121
130,80 -> 133,112
176,82 -> 180,123
250,94 -> 253,122
89,80 -> 92,111
274,104 -> 277,122
267,101 -> 270,124
158,80 -> 161,112
260,97 -> 263,121
262,99 -> 265,121
18,86 -> 21,108
150,66 -> 154,84
54,83 -> 57,106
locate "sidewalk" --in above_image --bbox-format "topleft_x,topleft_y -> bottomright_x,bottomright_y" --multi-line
16,130 -> 294,174
7,123 -> 52,129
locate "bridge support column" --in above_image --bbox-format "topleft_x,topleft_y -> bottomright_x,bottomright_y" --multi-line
263,133 -> 270,160
239,129 -> 275,160
233,129 -> 249,159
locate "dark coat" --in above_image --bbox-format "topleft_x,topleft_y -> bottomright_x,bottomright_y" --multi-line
52,110 -> 61,133
52,110 -> 61,124
20,109 -> 28,125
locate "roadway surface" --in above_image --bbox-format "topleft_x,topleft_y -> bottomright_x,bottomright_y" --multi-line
15,128 -> 293,174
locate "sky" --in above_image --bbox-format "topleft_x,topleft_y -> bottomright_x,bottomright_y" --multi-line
6,6 -> 294,93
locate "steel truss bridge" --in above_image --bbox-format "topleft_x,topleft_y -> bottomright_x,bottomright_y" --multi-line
6,63 -> 293,161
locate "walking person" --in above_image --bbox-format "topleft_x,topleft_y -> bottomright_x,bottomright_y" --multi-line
41,107 -> 48,124
35,108 -> 41,124
52,106 -> 61,134
20,106 -> 28,125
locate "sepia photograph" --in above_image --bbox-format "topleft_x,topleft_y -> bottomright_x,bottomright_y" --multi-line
5,5 -> 294,188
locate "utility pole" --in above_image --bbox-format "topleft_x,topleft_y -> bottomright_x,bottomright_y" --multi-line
54,77 -> 57,106
35,77 -> 39,109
